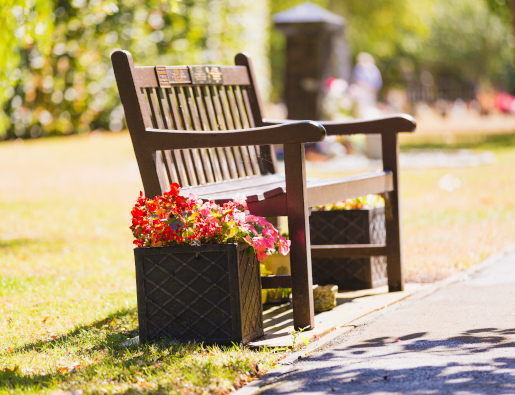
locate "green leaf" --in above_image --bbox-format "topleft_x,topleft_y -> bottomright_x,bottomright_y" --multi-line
246,246 -> 255,257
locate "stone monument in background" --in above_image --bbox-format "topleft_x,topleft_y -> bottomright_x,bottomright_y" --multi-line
273,2 -> 351,121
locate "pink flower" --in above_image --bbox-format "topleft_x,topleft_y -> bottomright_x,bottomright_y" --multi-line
245,215 -> 269,227
205,215 -> 220,225
188,193 -> 202,205
278,236 -> 291,255
234,193 -> 247,207
232,210 -> 246,224
199,201 -> 219,216
243,224 -> 259,235
263,227 -> 278,238
253,236 -> 274,250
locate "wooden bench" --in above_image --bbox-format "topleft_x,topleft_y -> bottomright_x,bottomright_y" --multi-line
111,50 -> 416,330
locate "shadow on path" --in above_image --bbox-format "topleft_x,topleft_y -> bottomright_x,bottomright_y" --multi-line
261,328 -> 515,394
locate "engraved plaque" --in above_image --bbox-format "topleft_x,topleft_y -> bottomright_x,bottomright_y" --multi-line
189,66 -> 224,84
155,66 -> 170,88
207,66 -> 223,84
189,66 -> 209,84
155,66 -> 191,87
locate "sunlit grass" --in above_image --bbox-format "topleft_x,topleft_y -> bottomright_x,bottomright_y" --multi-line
1,131 -> 514,393
0,134 -> 279,394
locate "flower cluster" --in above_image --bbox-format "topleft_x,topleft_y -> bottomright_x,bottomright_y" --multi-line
131,183 -> 290,262
314,194 -> 384,211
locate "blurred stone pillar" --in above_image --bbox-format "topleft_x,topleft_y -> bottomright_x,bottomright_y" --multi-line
273,2 -> 350,120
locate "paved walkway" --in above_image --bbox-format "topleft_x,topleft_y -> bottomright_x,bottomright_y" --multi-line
258,251 -> 515,394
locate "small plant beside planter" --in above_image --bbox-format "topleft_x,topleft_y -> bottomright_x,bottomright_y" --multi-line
310,195 -> 387,290
131,184 -> 290,345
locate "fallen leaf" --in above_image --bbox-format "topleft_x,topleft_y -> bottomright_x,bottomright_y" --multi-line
59,363 -> 84,374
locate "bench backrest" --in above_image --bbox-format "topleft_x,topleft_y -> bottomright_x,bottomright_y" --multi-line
112,50 -> 278,198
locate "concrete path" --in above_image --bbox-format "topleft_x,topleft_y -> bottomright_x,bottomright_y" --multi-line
258,251 -> 515,394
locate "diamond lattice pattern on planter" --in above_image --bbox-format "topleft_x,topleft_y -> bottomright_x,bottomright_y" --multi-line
238,247 -> 262,340
142,250 -> 234,341
310,208 -> 388,290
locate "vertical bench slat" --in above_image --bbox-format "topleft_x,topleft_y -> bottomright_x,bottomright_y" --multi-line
241,86 -> 266,175
195,87 -> 224,182
202,86 -> 231,180
216,86 -> 246,178
240,87 -> 256,128
190,86 -> 218,183
145,88 -> 164,129
154,150 -> 171,193
164,88 -> 190,186
157,88 -> 173,129
224,86 -> 254,177
184,87 -> 208,185
145,88 -> 175,189
234,86 -> 261,175
155,88 -> 179,184
175,87 -> 199,186
163,150 -> 179,184
209,87 -> 239,179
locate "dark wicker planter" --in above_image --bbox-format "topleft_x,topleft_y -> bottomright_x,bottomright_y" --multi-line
134,244 -> 263,345
309,207 -> 387,290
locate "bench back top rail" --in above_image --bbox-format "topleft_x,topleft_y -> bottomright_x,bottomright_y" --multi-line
112,50 -> 277,197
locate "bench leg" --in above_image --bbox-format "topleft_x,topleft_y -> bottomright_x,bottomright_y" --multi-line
284,143 -> 315,330
382,133 -> 404,292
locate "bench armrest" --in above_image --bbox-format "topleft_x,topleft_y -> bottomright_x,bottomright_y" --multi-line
144,121 -> 326,150
263,114 -> 416,136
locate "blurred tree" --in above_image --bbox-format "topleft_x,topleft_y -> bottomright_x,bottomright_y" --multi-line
0,0 -> 54,137
415,0 -> 512,89
2,0 -> 269,139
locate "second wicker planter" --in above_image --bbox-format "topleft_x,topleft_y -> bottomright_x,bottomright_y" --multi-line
309,207 -> 387,290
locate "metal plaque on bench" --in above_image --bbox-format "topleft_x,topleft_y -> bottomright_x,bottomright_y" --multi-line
155,66 -> 191,87
188,66 -> 224,85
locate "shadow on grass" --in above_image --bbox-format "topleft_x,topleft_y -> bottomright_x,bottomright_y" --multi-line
1,308 -> 197,393
1,307 -> 258,394
260,328 -> 515,394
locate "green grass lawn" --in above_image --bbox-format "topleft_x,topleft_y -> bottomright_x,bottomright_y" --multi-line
1,131 -> 514,394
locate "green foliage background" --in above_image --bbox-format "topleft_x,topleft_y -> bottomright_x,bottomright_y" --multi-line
2,0 -> 269,139
270,0 -> 514,100
2,0 -> 514,139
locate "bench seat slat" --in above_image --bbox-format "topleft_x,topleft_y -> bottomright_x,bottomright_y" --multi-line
184,170 -> 393,209
182,174 -> 286,196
